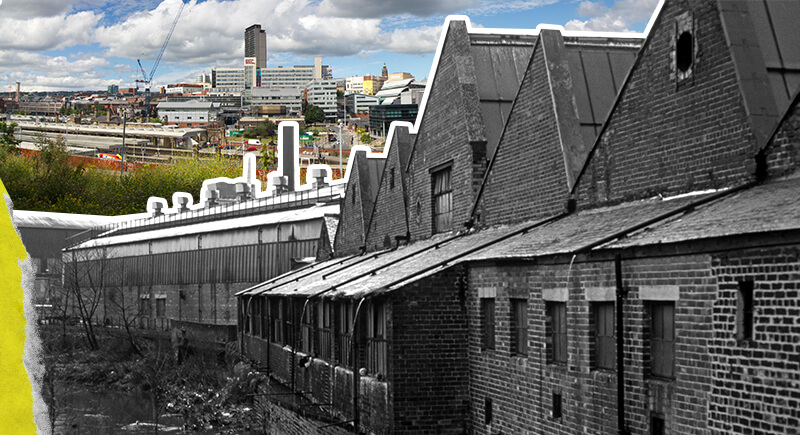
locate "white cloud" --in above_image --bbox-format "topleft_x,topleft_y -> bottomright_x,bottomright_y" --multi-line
316,0 -> 476,19
565,0 -> 658,32
0,50 -> 108,74
0,11 -> 101,51
0,0 -> 79,18
383,26 -> 441,55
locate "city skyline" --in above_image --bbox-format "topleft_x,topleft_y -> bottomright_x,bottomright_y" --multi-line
0,0 -> 659,92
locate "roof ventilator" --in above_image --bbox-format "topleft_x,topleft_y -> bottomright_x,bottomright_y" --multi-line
273,176 -> 289,195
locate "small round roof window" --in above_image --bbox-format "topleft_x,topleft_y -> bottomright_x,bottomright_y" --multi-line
676,31 -> 693,72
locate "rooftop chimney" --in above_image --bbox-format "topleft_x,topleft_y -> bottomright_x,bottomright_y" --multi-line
273,176 -> 289,195
280,124 -> 298,191
205,189 -> 219,208
309,167 -> 329,189
151,202 -> 164,217
175,196 -> 190,212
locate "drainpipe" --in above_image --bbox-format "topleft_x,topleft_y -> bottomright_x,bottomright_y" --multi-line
351,297 -> 367,434
614,254 -> 629,435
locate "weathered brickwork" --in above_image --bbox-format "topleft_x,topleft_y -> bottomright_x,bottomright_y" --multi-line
478,37 -> 570,226
466,253 -> 749,435
574,0 -> 760,208
765,100 -> 800,178
709,247 -> 800,434
391,268 -> 470,434
405,20 -> 488,241
365,126 -> 414,252
334,155 -> 368,256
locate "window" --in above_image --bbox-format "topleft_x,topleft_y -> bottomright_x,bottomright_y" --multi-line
156,297 -> 166,318
651,414 -> 665,435
139,296 -> 151,318
270,298 -> 284,344
552,392 -> 562,419
336,301 -> 354,367
301,302 -> 314,353
676,31 -> 693,72
367,300 -> 387,376
510,299 -> 528,356
252,298 -> 262,337
650,302 -> 675,378
484,398 -> 493,425
593,302 -> 615,370
547,302 -> 567,364
390,167 -> 395,189
481,298 -> 495,350
736,281 -> 755,342
432,167 -> 453,233
318,299 -> 333,360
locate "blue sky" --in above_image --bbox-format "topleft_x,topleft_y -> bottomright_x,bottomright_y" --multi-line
0,0 -> 659,92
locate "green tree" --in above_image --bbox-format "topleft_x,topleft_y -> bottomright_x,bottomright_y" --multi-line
244,119 -> 277,139
304,105 -> 325,126
360,132 -> 373,144
0,121 -> 21,153
261,146 -> 277,171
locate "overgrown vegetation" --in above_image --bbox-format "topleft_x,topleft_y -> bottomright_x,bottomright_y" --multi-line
0,134 -> 241,215
41,325 -> 264,433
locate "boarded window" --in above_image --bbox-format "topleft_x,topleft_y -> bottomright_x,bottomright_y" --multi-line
650,302 -> 675,378
547,302 -> 567,364
367,300 -> 387,376
432,167 -> 452,233
481,298 -> 495,350
552,392 -> 562,419
594,302 -> 614,370
510,299 -> 528,356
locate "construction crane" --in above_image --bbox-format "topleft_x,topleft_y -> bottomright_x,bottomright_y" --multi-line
136,0 -> 186,122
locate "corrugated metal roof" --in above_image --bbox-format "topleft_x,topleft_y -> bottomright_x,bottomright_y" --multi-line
744,0 -> 800,110
73,203 -> 339,249
470,36 -> 535,157
12,210 -> 143,230
564,41 -> 638,149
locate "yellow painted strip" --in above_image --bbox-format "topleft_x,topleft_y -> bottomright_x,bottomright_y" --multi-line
0,179 -> 39,434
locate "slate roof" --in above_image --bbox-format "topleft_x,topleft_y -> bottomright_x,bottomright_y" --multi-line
607,173 -> 800,249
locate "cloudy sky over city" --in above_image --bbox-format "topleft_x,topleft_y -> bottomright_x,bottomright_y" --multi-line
0,0 -> 659,92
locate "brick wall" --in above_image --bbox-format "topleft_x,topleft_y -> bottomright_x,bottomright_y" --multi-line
467,253 -> 728,435
709,247 -> 800,434
478,36 -> 570,226
391,267 -> 470,434
765,98 -> 800,178
574,0 -> 759,208
405,20 -> 488,240
365,125 -> 413,252
334,154 -> 368,256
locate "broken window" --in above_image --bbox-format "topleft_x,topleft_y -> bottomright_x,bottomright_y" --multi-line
318,299 -> 334,360
367,300 -> 387,377
432,166 -> 453,233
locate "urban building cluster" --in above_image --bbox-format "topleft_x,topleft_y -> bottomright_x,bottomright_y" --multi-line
3,23 -> 424,138
12,0 -> 800,434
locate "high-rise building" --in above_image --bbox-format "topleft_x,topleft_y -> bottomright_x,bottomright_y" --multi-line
244,24 -> 267,69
